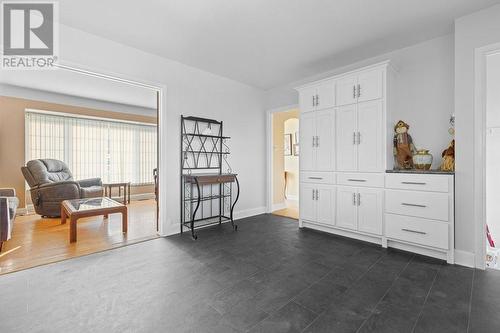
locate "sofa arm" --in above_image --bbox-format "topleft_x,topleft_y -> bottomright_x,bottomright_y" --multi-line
77,178 -> 102,188
0,188 -> 16,197
34,181 -> 81,201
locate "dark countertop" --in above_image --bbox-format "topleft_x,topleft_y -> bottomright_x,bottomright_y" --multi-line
386,169 -> 455,175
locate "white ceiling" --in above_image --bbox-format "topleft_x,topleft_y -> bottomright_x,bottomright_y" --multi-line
0,69 -> 157,109
59,0 -> 500,89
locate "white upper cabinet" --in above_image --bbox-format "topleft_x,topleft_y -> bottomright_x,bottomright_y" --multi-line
315,81 -> 335,110
299,85 -> 317,113
357,100 -> 383,172
299,80 -> 335,113
336,104 -> 357,171
300,109 -> 335,172
336,76 -> 358,106
335,68 -> 384,106
357,69 -> 383,103
300,112 -> 316,171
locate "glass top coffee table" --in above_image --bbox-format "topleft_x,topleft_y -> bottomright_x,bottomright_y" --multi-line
61,197 -> 128,243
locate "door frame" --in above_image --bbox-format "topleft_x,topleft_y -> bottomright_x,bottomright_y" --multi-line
266,104 -> 299,214
473,42 -> 500,269
54,60 -> 169,236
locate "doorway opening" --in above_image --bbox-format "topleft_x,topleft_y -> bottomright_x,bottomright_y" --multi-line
485,51 -> 500,269
270,109 -> 299,220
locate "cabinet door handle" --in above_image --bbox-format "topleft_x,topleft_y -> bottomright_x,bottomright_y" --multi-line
353,85 -> 356,99
353,193 -> 356,205
312,95 -> 315,107
402,228 -> 427,235
316,136 -> 319,147
357,84 -> 361,98
401,203 -> 427,208
347,179 -> 366,182
308,177 -> 323,180
401,181 -> 427,185
316,189 -> 319,200
353,132 -> 357,145
357,132 -> 361,144
312,136 -> 316,147
316,94 -> 319,106
312,189 -> 315,200
357,193 -> 360,206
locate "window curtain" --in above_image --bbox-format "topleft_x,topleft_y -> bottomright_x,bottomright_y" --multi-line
25,111 -> 157,185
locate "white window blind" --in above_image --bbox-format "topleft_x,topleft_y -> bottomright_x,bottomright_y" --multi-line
25,111 -> 157,185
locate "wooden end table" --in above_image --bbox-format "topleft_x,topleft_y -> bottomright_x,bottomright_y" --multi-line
61,197 -> 128,243
103,182 -> 131,204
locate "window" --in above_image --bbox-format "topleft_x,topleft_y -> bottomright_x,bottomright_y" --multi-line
25,110 -> 157,185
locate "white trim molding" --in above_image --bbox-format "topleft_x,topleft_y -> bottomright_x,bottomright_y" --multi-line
455,250 -> 476,268
473,42 -> 500,270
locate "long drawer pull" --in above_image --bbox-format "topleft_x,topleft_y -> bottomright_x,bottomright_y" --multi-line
347,179 -> 366,182
308,177 -> 323,180
401,228 -> 427,235
401,181 -> 427,185
401,203 -> 427,208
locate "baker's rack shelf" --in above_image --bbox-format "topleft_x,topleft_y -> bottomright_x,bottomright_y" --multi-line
180,116 -> 240,239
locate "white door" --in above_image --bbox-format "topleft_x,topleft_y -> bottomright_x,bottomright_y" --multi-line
357,69 -> 383,103
336,186 -> 357,230
300,183 -> 317,222
336,75 -> 358,106
300,112 -> 316,171
299,86 -> 317,113
316,81 -> 335,110
357,188 -> 383,235
315,109 -> 335,171
357,100 -> 383,172
316,185 -> 335,225
336,105 -> 358,171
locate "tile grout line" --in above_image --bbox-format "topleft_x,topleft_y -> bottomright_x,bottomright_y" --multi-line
466,268 -> 475,333
409,260 -> 443,333
299,250 -> 389,333
355,254 -> 415,333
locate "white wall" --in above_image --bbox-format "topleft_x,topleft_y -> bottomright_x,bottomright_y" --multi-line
266,35 -> 454,169
26,24 -> 267,234
455,4 -> 500,255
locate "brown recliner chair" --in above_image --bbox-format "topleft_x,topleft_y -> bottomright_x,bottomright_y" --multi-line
21,159 -> 103,217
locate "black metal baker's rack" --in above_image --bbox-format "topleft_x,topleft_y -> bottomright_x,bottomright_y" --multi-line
180,116 -> 240,239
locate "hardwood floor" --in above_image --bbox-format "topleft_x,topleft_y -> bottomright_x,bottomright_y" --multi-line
0,199 -> 158,275
273,200 -> 299,219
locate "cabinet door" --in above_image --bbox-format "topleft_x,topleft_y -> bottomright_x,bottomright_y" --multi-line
357,69 -> 383,103
300,112 -> 316,171
299,86 -> 317,113
316,185 -> 335,225
316,81 -> 335,110
357,100 -> 383,172
357,188 -> 383,235
336,186 -> 358,230
336,75 -> 357,106
315,109 -> 335,171
300,183 -> 317,222
336,105 -> 358,171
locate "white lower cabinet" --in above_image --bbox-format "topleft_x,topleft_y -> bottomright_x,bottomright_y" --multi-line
336,186 -> 383,235
300,183 -> 335,226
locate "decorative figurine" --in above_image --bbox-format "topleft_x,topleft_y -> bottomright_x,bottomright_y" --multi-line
440,139 -> 455,172
393,120 -> 416,169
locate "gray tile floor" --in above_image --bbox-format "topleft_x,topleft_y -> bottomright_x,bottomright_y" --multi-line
0,214 -> 499,332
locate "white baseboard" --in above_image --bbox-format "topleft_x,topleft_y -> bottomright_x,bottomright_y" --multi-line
272,202 -> 286,212
455,249 -> 475,268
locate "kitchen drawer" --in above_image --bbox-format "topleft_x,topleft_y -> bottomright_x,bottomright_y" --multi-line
385,190 -> 449,221
385,173 -> 451,193
385,213 -> 449,250
337,173 -> 384,188
300,172 -> 335,184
